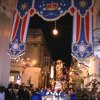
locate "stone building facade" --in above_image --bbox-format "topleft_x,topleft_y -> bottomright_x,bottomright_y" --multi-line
11,29 -> 51,87
0,0 -> 51,88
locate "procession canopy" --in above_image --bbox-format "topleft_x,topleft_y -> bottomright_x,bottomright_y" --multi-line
8,0 -> 94,62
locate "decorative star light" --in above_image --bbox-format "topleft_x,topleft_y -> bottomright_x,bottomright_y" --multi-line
79,0 -> 87,8
21,2 -> 27,10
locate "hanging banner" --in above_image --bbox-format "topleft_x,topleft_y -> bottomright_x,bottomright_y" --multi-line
8,0 -> 94,62
8,0 -> 35,59
71,0 -> 94,62
34,0 -> 71,21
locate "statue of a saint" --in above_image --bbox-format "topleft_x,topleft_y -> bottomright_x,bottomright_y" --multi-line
56,60 -> 63,80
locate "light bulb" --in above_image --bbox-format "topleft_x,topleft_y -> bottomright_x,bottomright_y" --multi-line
53,29 -> 58,35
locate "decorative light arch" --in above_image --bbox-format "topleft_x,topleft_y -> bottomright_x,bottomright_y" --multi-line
8,0 -> 94,62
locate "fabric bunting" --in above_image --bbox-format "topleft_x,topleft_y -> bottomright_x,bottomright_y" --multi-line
34,0 -> 71,21
8,0 -> 35,59
8,0 -> 94,62
71,0 -> 94,62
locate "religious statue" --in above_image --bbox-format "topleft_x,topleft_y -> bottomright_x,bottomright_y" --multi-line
56,60 -> 63,80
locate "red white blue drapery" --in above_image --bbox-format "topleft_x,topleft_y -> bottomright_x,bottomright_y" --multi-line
8,0 -> 35,59
8,0 -> 94,62
71,0 -> 94,62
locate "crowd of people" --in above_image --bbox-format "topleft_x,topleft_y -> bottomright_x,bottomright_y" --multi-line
0,83 -> 77,100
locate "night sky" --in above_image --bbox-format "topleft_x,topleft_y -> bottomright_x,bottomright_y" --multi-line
29,13 -> 73,67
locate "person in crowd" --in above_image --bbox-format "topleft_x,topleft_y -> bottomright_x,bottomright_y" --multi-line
59,89 -> 65,100
0,86 -> 5,100
52,89 -> 59,100
45,88 -> 53,100
24,86 -> 30,100
70,89 -> 77,100
5,87 -> 12,100
10,86 -> 16,100
64,90 -> 71,100
17,85 -> 25,100
40,88 -> 46,100
14,84 -> 19,100
32,88 -> 41,100
5,83 -> 16,100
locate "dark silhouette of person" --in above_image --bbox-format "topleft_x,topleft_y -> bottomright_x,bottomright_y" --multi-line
24,88 -> 30,100
5,83 -> 16,100
18,85 -> 25,100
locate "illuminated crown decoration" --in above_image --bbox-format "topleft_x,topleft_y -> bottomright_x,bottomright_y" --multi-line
46,2 -> 58,10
